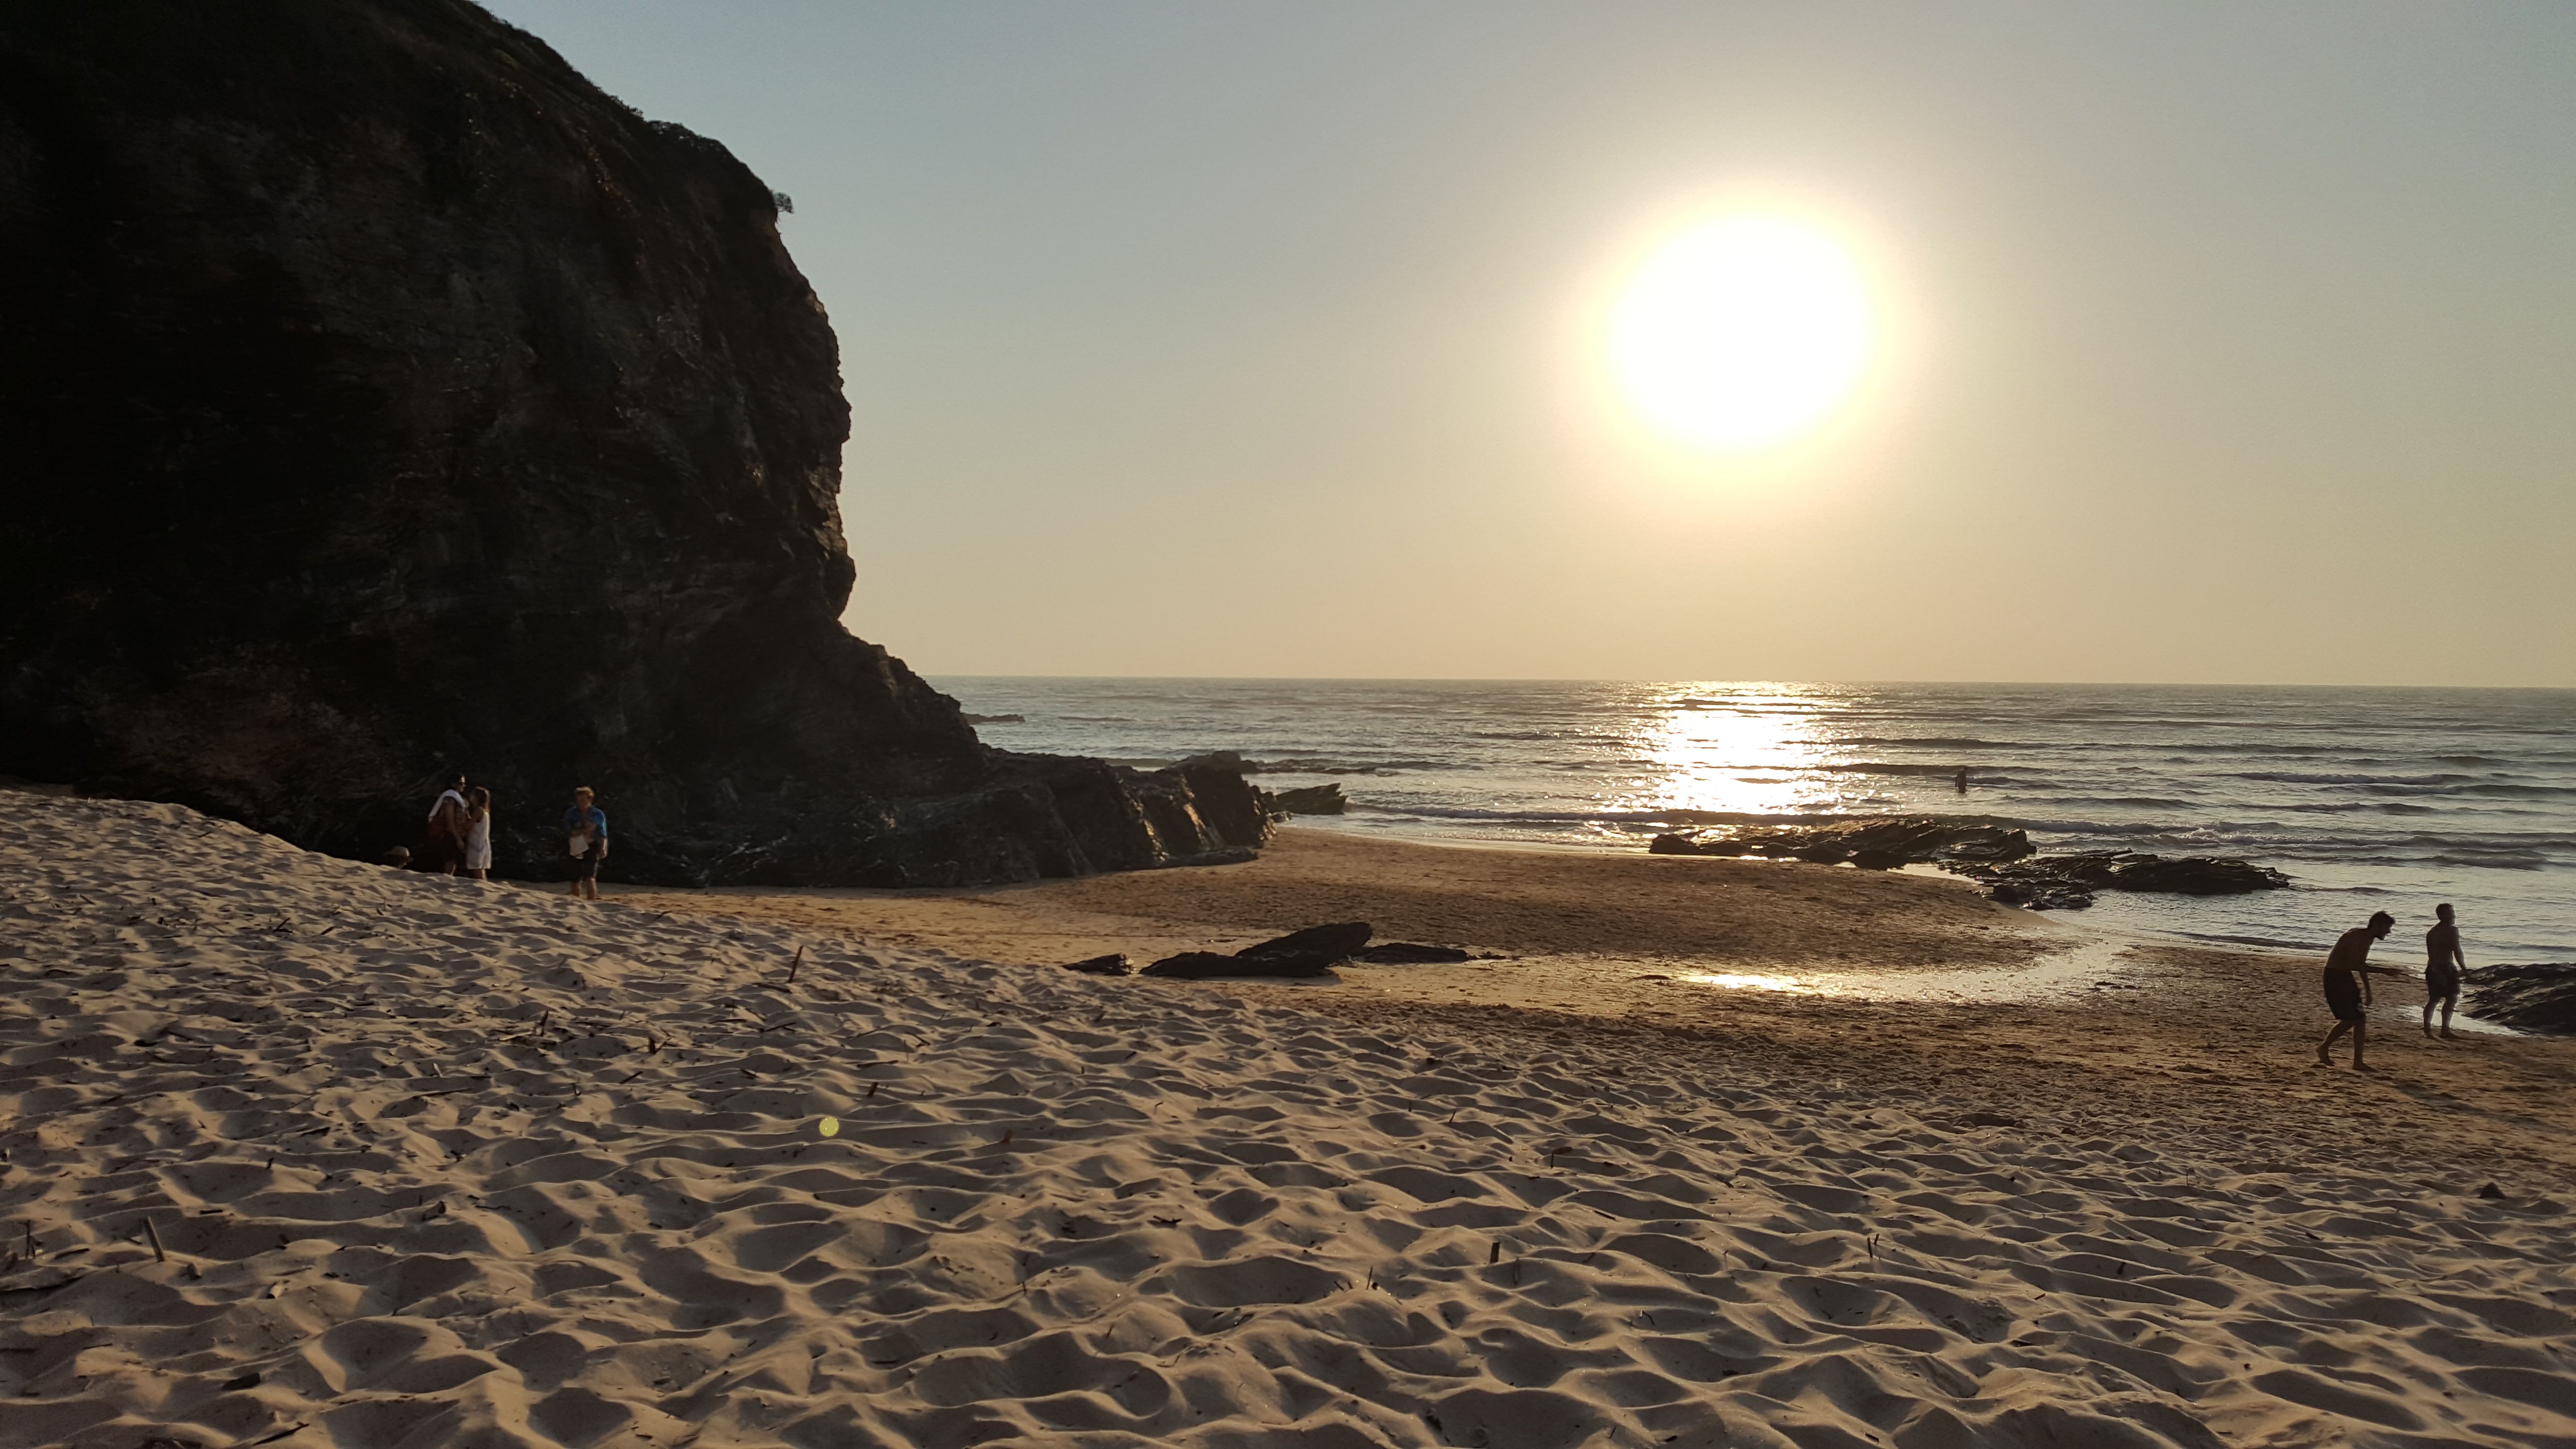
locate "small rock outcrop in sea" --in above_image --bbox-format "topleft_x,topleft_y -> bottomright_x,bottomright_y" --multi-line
1649,817 -> 2035,868
1261,783 -> 1350,817
1646,822 -> 2293,910
2459,964 -> 2576,1036
0,2 -> 1265,886
1958,852 -> 2293,910
1143,923 -> 1374,980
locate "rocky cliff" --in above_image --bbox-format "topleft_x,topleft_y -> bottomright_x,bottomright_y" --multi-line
0,0 -> 1264,885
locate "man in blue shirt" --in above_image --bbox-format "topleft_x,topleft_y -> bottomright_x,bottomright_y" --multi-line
563,786 -> 607,900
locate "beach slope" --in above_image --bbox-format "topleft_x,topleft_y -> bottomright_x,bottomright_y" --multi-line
5,794 -> 2573,1449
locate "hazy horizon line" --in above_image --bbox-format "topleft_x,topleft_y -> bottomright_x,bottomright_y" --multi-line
922,673 -> 2576,694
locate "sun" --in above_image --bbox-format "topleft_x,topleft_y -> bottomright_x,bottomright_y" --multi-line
1609,215 -> 1873,449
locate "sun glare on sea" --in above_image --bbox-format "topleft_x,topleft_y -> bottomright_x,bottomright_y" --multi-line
1610,216 -> 1873,449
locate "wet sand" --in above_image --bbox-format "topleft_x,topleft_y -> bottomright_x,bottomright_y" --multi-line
616,829 -> 2576,1191
8,798 -> 2575,1449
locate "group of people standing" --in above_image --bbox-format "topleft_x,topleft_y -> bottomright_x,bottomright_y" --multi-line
419,775 -> 610,899
2317,903 -> 2471,1070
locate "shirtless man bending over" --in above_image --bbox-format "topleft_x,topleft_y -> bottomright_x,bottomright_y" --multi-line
2317,911 -> 2405,1071
2423,903 -> 2466,1040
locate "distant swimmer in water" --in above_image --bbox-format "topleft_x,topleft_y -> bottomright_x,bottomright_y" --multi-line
2423,903 -> 2465,1041
1954,766 -> 1970,793
2317,911 -> 2403,1070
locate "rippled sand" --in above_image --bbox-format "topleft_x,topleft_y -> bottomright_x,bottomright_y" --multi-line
5,793 -> 2574,1449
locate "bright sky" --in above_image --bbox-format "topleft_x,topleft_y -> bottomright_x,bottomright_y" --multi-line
484,1 -> 2576,687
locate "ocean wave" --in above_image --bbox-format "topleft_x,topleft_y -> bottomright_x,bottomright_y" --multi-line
1362,804 -> 2044,832
1243,757 -> 1446,776
2012,817 -> 2196,837
2331,851 -> 2556,871
2230,771 -> 2478,786
2431,853 -> 2550,871
1350,803 -> 1636,826
1817,761 -> 2016,778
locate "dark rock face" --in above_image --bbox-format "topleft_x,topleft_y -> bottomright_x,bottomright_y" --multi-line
2460,965 -> 2576,1036
1143,922 -> 1373,980
1649,817 -> 2034,868
0,2 -> 1264,885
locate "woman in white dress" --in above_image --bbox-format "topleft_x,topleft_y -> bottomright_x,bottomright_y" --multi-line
462,787 -> 494,880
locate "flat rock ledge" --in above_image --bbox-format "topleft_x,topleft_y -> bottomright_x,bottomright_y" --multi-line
2462,964 -> 2576,1035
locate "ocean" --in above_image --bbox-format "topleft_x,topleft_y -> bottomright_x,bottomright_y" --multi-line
933,678 -> 2576,961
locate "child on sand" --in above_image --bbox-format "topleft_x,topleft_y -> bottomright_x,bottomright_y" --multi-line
2317,911 -> 2404,1070
462,787 -> 494,881
563,786 -> 607,900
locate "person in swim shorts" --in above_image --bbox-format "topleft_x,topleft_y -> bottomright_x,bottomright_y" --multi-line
2317,910 -> 2403,1071
2423,902 -> 2465,1041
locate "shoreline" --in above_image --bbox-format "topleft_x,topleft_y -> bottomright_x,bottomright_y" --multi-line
612,827 -> 2576,1185
607,823 -> 2259,997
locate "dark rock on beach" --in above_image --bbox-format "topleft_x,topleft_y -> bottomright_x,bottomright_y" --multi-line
1959,852 -> 2291,907
1143,922 -> 1373,979
1262,783 -> 1349,817
0,2 -> 1265,886
1985,879 -> 2097,912
1353,942 -> 1475,965
1059,954 -> 1133,977
2459,964 -> 2576,1036
1647,821 -> 2290,910
1650,817 -> 2034,868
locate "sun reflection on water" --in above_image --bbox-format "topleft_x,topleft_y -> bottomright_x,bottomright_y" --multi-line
1616,682 -> 1860,822
1677,972 -> 1810,994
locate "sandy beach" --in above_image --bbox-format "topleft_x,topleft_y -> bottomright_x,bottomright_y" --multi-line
7,795 -> 2575,1449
